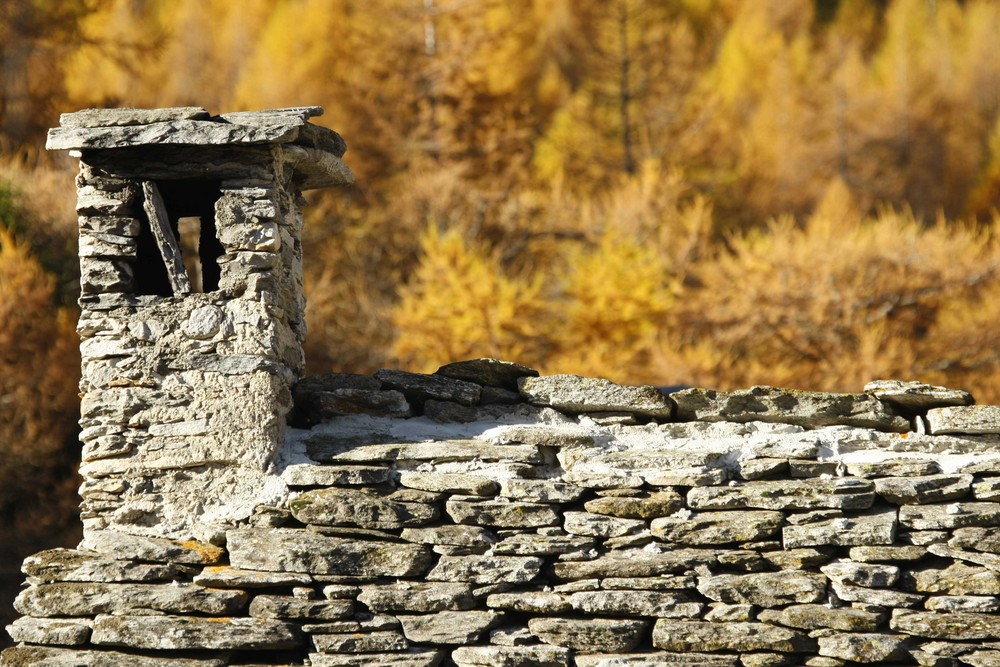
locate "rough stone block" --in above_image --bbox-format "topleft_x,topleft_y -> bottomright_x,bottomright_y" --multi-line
518,374 -> 674,417
397,610 -> 501,644
927,406 -> 1000,435
14,582 -> 247,617
652,620 -> 815,653
358,582 -> 476,612
90,614 -> 300,650
652,510 -> 783,545
688,478 -> 875,511
528,617 -> 647,652
696,572 -> 827,607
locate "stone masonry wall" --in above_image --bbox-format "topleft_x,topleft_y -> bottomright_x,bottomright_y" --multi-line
8,361 -> 1000,667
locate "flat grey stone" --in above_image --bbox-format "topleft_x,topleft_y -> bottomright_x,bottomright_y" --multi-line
14,582 -> 247,617
927,406 -> 1000,435
673,386 -> 909,431
910,563 -> 1000,595
757,604 -> 883,631
847,458 -> 942,478
0,646 -> 226,667
492,532 -> 596,557
59,106 -> 211,128
849,545 -> 928,562
652,619 -> 815,652
227,528 -> 432,577
485,424 -> 595,447
487,592 -> 572,614
688,478 -> 875,511
400,471 -> 498,496
518,374 -> 673,417
961,652 -> 1000,667
502,479 -> 586,503
21,548 -> 181,583
762,547 -> 834,570
782,509 -> 897,548
427,555 -> 543,584
974,478 -> 1000,500
564,511 -> 646,538
697,572 -> 826,607
298,387 -> 411,421
5,617 -> 92,645
312,630 -> 408,653
574,654 -> 740,667
821,561 -> 900,587
281,464 -> 391,486
528,617 -> 647,652
865,380 -> 973,410
398,610 -> 500,644
435,358 -> 539,390
309,649 -> 444,666
80,530 -> 224,564
375,369 -> 481,406
900,502 -> 1000,530
446,499 -> 559,528
248,594 -> 352,620
875,474 -> 972,504
552,548 -> 731,579
818,632 -> 910,663
831,581 -> 924,608
891,610 -> 1000,639
925,596 -> 1000,613
569,590 -> 703,618
451,645 -> 570,667
47,118 -> 303,150
584,490 -> 684,518
951,527 -> 1000,553
358,582 -> 475,612
192,565 -> 312,588
307,437 -> 542,464
290,487 -> 438,529
91,614 -> 300,650
400,525 -> 497,547
652,510 -> 783,545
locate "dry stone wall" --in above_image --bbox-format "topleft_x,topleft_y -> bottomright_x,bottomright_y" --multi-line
8,361 -> 1000,667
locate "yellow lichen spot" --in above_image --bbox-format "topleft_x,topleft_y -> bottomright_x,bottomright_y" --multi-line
180,539 -> 225,563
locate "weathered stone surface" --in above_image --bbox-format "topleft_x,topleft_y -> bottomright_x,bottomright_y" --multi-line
552,549 -> 723,579
13,582 -> 247,617
0,646 -> 226,667
961,652 -> 1000,667
192,565 -> 312,588
21,548 -> 181,583
875,474 -> 972,504
400,525 -> 497,547
570,590 -> 704,618
821,561 -> 900,587
91,614 -> 300,650
673,386 -> 909,431
831,581 -> 924,608
451,645 -> 570,667
844,459 -> 940,478
5,616 -> 92,645
290,487 -> 439,529
584,490 -> 684,518
398,610 -> 500,644
688,479 -> 875,511
528,617 -> 647,652
865,380 -> 973,411
973,478 -> 1000,501
375,369 -> 481,406
519,374 -> 674,417
487,592 -> 572,614
950,527 -> 1000,553
696,572 -> 827,607
312,630 -> 409,653
899,502 -> 1000,530
782,509 -> 897,548
927,406 -> 1000,435
446,499 -> 560,528
359,582 -> 476,612
817,632 -> 910,663
485,424 -> 594,447
849,545 -> 928,562
652,510 -> 783,545
574,654 -> 740,667
427,555 -> 543,584
564,511 -> 646,538
492,532 -> 596,557
227,528 -> 432,577
248,594 -> 352,619
80,530 -> 224,564
652,620 -> 815,653
294,374 -> 411,420
307,436 -> 542,464
910,563 -> 1000,595
925,596 -> 1000,613
757,605 -> 883,632
891,610 -> 1000,639
60,106 -> 211,128
400,472 -> 498,496
309,649 -> 445,667
436,358 -> 539,390
501,479 -> 586,503
762,548 -> 834,570
47,117 -> 306,151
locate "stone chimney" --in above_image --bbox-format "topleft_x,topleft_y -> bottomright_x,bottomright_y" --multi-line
46,106 -> 352,542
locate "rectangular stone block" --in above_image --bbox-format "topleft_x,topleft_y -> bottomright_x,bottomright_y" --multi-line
782,509 -> 897,548
688,478 -> 875,511
91,614 -> 301,650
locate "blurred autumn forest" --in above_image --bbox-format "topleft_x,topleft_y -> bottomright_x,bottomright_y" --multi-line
2,0 -> 1000,639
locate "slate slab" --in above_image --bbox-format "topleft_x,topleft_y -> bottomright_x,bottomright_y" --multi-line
90,614 -> 300,650
518,374 -> 674,417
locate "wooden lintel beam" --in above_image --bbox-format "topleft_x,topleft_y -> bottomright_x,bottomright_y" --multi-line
141,180 -> 192,296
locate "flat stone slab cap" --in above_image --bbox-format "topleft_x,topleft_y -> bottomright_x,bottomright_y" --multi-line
927,405 -> 1000,435
673,385 -> 910,432
865,379 -> 973,410
58,106 -> 211,128
519,374 -> 674,418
